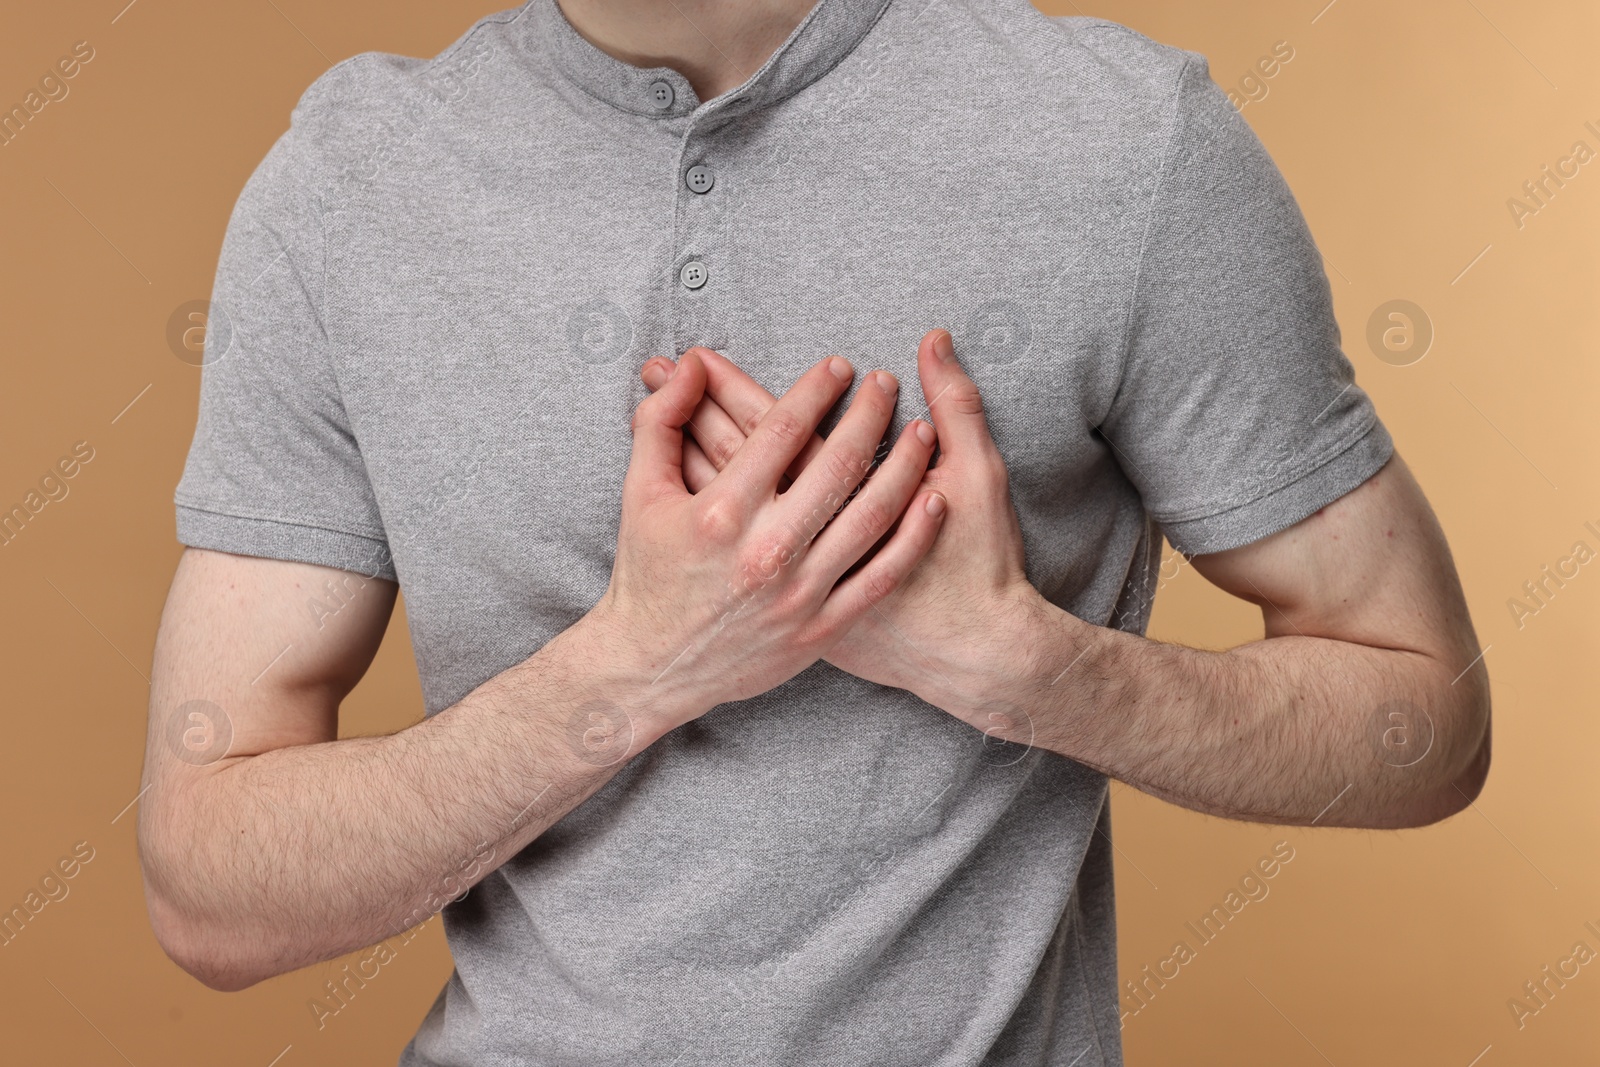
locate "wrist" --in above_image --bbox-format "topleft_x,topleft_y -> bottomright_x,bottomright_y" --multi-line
499,601 -> 706,768
975,588 -> 1094,747
553,597 -> 715,741
911,584 -> 1060,726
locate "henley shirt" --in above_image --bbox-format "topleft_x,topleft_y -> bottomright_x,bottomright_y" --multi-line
174,0 -> 1394,1063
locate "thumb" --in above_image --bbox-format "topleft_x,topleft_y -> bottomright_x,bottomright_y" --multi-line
918,328 -> 999,464
625,349 -> 707,497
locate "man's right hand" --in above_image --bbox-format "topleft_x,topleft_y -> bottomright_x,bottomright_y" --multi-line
583,348 -> 947,730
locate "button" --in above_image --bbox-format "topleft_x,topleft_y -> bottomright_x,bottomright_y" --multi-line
679,261 -> 708,290
685,165 -> 715,194
647,80 -> 675,110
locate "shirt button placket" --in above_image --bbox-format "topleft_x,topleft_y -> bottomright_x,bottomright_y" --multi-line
678,165 -> 713,292
679,157 -> 715,294
672,103 -> 726,354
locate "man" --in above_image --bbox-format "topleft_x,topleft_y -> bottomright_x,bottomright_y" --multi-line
138,0 -> 1490,1063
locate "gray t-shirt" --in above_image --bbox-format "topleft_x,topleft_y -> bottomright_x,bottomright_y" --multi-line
174,0 -> 1392,1063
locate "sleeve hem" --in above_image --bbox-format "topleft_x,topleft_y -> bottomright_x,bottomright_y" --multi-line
175,504 -> 396,581
1156,421 -> 1395,557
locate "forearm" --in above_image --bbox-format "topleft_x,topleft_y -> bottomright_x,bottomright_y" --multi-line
985,601 -> 1489,828
140,613 -> 684,991
141,347 -> 946,991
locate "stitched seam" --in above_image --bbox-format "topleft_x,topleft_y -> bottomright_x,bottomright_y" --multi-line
1105,52 -> 1194,419
1072,789 -> 1113,1065
174,499 -> 390,545
1149,416 -> 1381,527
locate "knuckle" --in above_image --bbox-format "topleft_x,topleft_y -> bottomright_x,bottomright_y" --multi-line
762,410 -> 806,446
859,565 -> 900,607
772,577 -> 815,619
693,497 -> 743,544
740,404 -> 772,437
632,390 -> 684,435
847,494 -> 893,542
852,384 -> 892,420
947,381 -> 985,417
739,530 -> 800,579
705,433 -> 740,469
980,453 -> 1012,489
822,448 -> 866,491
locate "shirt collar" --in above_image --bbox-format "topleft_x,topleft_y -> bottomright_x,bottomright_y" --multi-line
527,0 -> 892,120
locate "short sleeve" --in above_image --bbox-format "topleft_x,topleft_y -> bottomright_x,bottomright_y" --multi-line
174,94 -> 396,582
1100,54 -> 1393,557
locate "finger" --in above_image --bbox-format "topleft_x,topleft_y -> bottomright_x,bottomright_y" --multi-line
652,350 -> 825,482
624,350 -> 706,500
918,328 -> 1001,465
643,355 -> 749,472
803,415 -> 937,584
812,488 -> 947,637
644,355 -> 796,492
718,355 -> 855,503
682,438 -> 719,494
779,369 -> 898,549
699,348 -> 829,476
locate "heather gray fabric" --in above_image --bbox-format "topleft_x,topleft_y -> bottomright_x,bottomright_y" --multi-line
174,0 -> 1392,1062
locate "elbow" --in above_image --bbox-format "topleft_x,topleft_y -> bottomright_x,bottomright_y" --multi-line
1395,679 -> 1493,828
194,964 -> 268,994
145,883 -> 270,993
1448,718 -> 1492,808
1422,721 -> 1491,824
139,818 -> 271,993
176,953 -> 264,995
1399,739 -> 1489,828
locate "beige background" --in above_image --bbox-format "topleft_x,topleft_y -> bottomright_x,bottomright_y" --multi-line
0,1 -> 1594,1063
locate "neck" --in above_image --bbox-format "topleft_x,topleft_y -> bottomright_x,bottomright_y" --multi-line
555,0 -> 821,101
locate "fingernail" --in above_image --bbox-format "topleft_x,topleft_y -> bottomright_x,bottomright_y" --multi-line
925,492 -> 947,517
828,356 -> 854,381
914,420 -> 935,447
932,330 -> 955,363
875,370 -> 898,396
642,359 -> 668,387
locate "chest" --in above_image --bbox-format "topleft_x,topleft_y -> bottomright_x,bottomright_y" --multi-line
320,103 -> 1145,623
